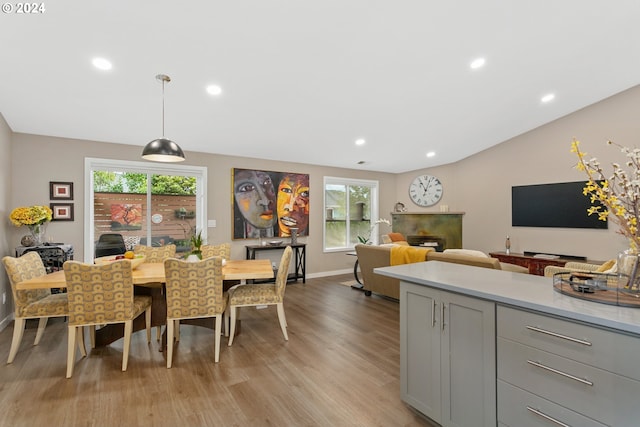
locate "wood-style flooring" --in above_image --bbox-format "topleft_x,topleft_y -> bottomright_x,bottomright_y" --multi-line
0,274 -> 435,427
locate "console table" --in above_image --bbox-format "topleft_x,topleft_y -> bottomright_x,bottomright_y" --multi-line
245,243 -> 306,283
16,244 -> 74,273
489,251 -> 602,276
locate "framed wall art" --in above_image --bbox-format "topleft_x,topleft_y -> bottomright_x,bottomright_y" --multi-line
50,203 -> 74,221
50,181 -> 74,200
232,168 -> 309,240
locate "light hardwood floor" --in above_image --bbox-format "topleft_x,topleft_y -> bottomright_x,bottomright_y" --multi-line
0,274 -> 435,427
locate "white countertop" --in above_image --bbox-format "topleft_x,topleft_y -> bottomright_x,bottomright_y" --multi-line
375,261 -> 640,335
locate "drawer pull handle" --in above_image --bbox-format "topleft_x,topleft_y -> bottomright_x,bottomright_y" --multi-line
527,360 -> 593,386
526,406 -> 572,427
432,300 -> 436,328
526,325 -> 592,346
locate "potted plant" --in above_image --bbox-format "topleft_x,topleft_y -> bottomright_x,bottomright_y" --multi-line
188,230 -> 204,260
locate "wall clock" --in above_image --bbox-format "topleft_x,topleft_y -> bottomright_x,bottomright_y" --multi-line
409,175 -> 443,207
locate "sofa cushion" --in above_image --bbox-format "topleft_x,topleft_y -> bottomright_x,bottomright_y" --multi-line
387,232 -> 407,242
443,248 -> 489,258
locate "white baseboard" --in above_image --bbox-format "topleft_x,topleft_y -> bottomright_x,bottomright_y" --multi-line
0,313 -> 14,332
306,268 -> 352,279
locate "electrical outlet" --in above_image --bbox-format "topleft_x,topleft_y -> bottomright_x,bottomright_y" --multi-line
271,262 -> 277,269
2,292 -> 5,304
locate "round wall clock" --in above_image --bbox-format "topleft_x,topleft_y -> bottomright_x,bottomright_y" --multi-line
409,175 -> 443,207
151,213 -> 163,224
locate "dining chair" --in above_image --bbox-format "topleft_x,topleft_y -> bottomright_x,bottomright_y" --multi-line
63,259 -> 152,378
227,245 -> 292,346
2,252 -> 72,364
133,244 -> 177,262
201,243 -> 231,260
133,243 -> 177,340
164,256 -> 227,367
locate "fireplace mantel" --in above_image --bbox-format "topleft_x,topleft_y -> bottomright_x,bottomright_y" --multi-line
391,212 -> 465,250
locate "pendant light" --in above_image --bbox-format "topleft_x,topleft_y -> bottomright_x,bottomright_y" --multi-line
142,74 -> 185,162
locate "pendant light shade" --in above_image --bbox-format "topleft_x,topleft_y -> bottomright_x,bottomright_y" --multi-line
142,74 -> 185,162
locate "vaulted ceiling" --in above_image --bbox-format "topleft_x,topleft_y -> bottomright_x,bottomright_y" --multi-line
2,1 -> 639,173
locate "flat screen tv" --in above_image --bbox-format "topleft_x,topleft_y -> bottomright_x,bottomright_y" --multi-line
511,181 -> 608,229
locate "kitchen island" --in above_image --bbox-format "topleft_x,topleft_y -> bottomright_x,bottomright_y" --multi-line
375,261 -> 640,427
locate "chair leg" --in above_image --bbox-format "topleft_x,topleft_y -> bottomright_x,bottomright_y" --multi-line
77,326 -> 87,357
166,319 -> 174,368
228,307 -> 237,346
156,325 -> 161,342
7,318 -> 26,364
66,325 -> 77,378
145,306 -> 152,344
276,303 -> 289,341
122,320 -> 132,372
214,314 -> 222,363
34,317 -> 49,345
89,325 -> 96,349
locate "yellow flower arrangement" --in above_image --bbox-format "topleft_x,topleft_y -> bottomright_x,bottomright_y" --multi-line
9,205 -> 52,227
571,139 -> 640,251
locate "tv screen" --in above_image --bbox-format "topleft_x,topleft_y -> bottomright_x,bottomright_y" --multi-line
511,181 -> 608,229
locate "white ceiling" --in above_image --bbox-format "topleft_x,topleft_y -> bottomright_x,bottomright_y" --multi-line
1,1 -> 640,173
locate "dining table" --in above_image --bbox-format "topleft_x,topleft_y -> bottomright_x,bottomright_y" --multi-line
17,259 -> 274,347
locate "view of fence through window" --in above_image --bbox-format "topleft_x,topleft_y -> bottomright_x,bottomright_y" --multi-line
325,181 -> 375,250
93,171 -> 197,255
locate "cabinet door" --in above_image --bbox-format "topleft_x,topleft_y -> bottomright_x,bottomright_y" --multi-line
400,282 -> 441,421
441,292 -> 496,427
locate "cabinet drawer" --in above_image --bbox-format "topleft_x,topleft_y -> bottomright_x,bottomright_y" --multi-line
497,305 -> 640,381
498,338 -> 640,426
498,380 -> 606,427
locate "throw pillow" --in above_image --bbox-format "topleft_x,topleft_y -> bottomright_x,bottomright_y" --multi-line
596,259 -> 616,273
387,232 -> 406,242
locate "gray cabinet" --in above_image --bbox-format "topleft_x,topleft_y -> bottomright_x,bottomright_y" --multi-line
400,281 -> 496,427
497,305 -> 640,427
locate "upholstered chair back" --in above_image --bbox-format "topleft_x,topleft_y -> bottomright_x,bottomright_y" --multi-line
201,243 -> 231,260
2,252 -> 53,316
133,244 -> 177,262
274,245 -> 293,300
164,257 -> 226,319
64,260 -> 138,325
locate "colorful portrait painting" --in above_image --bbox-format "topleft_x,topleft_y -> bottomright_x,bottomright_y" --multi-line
232,168 -> 309,239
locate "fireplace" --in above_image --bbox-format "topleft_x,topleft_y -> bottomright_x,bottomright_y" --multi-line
407,235 -> 446,252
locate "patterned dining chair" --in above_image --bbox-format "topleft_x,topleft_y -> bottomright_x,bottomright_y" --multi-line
201,243 -> 231,260
226,246 -> 292,346
133,243 -> 177,340
2,252 -> 71,364
63,260 -> 152,378
164,256 -> 227,367
133,244 -> 177,262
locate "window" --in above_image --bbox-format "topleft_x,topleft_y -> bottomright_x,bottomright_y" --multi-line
85,158 -> 207,260
324,176 -> 379,251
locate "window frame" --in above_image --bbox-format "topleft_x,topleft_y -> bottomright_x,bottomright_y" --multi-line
84,157 -> 207,261
323,176 -> 379,252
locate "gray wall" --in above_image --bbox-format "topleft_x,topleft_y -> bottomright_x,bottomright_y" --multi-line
395,84 -> 640,261
0,114 -> 13,327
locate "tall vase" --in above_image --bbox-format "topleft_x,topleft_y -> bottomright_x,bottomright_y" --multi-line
27,223 -> 47,246
617,249 -> 640,292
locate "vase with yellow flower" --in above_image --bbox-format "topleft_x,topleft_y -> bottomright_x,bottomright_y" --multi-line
571,139 -> 640,292
10,205 -> 52,246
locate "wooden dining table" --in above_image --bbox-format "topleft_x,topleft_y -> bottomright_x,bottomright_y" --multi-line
17,259 -> 274,347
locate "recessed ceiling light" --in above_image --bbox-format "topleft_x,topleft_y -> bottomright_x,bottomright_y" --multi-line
426,151 -> 436,158
206,85 -> 222,96
355,138 -> 366,146
92,57 -> 112,71
470,57 -> 486,69
541,93 -> 555,103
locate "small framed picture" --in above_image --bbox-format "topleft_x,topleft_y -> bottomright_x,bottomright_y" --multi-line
50,203 -> 74,221
50,181 -> 74,200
